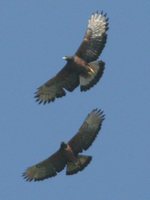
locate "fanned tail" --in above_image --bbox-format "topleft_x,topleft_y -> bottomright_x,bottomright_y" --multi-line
80,60 -> 105,91
66,155 -> 92,175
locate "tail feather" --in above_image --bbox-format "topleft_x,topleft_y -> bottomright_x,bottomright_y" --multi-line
80,60 -> 105,91
66,155 -> 92,175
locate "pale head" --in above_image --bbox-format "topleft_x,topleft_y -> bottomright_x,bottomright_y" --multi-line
62,56 -> 73,61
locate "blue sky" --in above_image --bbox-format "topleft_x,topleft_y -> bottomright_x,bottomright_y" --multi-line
1,0 -> 150,199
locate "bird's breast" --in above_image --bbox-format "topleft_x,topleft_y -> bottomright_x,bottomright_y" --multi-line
63,145 -> 77,162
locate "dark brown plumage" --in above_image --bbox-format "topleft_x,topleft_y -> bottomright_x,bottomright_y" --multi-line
23,109 -> 105,181
35,11 -> 109,104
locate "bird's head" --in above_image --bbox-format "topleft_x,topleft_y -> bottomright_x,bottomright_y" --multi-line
60,142 -> 67,150
62,56 -> 73,61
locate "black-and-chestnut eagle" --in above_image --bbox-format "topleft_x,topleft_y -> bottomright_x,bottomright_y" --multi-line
23,109 -> 105,181
35,11 -> 109,104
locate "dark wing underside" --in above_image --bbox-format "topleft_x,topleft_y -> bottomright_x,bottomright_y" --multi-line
23,150 -> 66,181
68,109 -> 105,154
35,63 -> 79,104
75,11 -> 109,63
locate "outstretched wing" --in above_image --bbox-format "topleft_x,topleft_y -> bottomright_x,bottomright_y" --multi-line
35,63 -> 79,104
23,150 -> 66,181
68,109 -> 105,154
75,11 -> 109,63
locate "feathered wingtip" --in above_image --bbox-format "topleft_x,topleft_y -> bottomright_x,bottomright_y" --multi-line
22,166 -> 57,182
34,90 -> 55,105
91,10 -> 109,20
34,85 -> 66,105
22,172 -> 32,182
88,11 -> 109,31
92,108 -> 105,122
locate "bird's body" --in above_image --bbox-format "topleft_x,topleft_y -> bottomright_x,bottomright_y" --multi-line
23,109 -> 105,181
35,11 -> 109,104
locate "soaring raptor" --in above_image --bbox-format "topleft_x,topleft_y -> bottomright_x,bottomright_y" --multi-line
23,109 -> 105,181
35,11 -> 109,104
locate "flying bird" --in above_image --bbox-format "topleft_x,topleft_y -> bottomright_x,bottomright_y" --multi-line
23,109 -> 105,181
35,11 -> 109,104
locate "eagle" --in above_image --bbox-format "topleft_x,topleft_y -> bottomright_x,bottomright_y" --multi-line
23,109 -> 105,181
35,11 -> 109,104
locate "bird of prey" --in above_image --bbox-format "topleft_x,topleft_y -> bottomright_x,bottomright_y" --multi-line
23,109 -> 105,181
35,11 -> 109,104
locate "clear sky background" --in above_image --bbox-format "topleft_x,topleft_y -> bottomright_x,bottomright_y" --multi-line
0,1 -> 150,200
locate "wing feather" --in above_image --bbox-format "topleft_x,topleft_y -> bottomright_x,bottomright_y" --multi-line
23,150 -> 66,181
68,109 -> 105,154
75,11 -> 109,63
35,63 -> 79,104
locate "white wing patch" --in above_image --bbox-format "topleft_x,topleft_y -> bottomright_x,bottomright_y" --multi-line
88,12 -> 108,38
